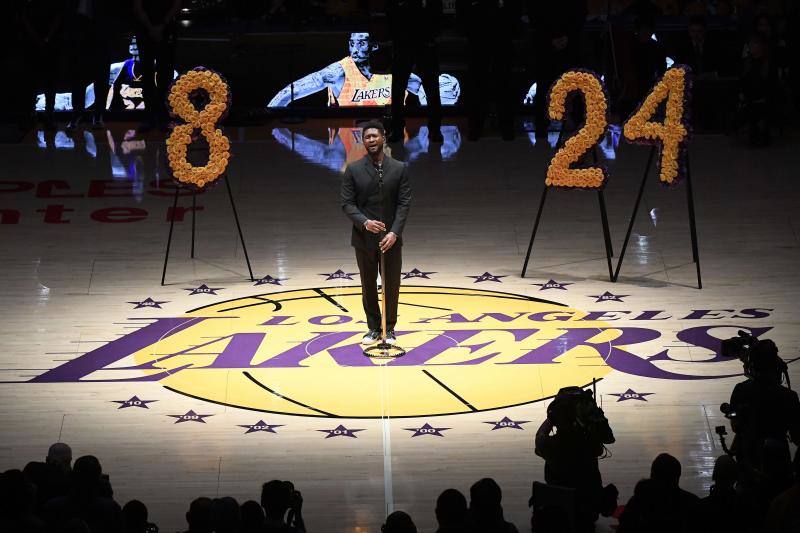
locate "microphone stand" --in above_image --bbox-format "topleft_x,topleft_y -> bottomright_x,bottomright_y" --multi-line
378,163 -> 388,345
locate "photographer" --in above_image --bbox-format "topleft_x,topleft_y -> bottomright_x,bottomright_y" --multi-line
533,386 -> 615,533
723,338 -> 800,475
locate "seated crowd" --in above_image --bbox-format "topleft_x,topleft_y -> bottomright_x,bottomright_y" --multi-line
1,441 -> 798,532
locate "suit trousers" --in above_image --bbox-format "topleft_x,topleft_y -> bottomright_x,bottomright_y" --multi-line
354,244 -> 402,332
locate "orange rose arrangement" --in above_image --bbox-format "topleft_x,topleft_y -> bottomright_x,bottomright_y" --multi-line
165,68 -> 231,189
623,65 -> 691,186
545,70 -> 609,190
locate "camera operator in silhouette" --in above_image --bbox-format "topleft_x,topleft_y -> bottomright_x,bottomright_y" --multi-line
720,333 -> 800,481
533,386 -> 616,533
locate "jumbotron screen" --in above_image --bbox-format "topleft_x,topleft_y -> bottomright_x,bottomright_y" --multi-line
36,37 -> 177,112
266,32 -> 461,108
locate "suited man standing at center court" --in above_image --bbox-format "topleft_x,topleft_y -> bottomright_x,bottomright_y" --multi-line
341,121 -> 411,346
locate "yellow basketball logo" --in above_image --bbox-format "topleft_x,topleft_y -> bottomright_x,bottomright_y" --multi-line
122,286 -> 618,418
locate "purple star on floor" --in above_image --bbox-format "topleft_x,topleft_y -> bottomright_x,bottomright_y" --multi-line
609,389 -> 653,402
184,284 -> 223,295
168,410 -> 213,423
533,279 -> 573,291
404,422 -> 450,437
112,396 -> 157,409
127,297 -> 168,309
254,275 -> 286,286
589,291 -> 629,303
320,269 -> 358,281
402,268 -> 436,280
238,420 -> 284,434
467,272 -> 507,283
317,424 -> 364,438
483,416 -> 530,430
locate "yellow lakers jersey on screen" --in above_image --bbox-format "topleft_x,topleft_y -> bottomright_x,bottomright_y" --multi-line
329,56 -> 392,107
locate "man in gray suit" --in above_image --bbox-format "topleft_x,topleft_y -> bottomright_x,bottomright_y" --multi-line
341,121 -> 412,345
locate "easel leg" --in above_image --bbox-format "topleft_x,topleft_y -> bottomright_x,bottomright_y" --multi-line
190,191 -> 196,259
161,185 -> 180,286
224,174 -> 255,281
685,153 -> 702,289
598,191 -> 614,281
613,146 -> 656,282
592,147 -> 613,257
521,186 -> 549,278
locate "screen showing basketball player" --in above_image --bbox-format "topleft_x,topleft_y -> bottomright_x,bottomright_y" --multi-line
267,32 -> 460,108
35,37 -> 178,112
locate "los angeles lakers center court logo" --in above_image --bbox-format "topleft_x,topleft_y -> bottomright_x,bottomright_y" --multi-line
31,285 -> 761,418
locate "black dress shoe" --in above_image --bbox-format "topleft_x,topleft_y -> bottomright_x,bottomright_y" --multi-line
361,330 -> 381,345
385,331 -> 397,345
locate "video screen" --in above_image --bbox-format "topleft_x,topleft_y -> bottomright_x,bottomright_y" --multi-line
267,32 -> 461,108
36,37 -> 177,112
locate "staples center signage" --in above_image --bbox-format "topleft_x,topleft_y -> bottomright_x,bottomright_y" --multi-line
31,286 -> 771,418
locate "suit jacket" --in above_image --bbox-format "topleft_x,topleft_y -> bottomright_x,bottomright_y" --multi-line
341,154 -> 411,251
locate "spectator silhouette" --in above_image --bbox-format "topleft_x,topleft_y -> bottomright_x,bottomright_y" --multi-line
261,480 -> 306,532
133,0 -> 181,132
623,0 -> 662,19
383,510 -> 417,533
469,478 -> 519,533
617,453 -> 700,533
241,499 -> 265,533
435,488 -> 469,533
690,455 -> 752,533
763,447 -> 800,532
65,1 -> 114,130
677,16 -> 720,77
18,0 -> 66,129
183,497 -> 213,533
387,0 -> 444,143
43,455 -> 121,533
750,439 -> 793,525
210,497 -> 240,533
456,0 -> 522,141
527,0 -> 587,137
63,518 -> 92,533
0,469 -> 45,533
627,15 -> 666,113
24,442 -> 73,508
122,499 -> 155,533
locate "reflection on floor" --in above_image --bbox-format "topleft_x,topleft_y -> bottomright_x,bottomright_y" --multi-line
1,119 -> 798,532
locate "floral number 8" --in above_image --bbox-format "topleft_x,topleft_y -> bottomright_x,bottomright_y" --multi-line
166,69 -> 231,188
546,70 -> 609,190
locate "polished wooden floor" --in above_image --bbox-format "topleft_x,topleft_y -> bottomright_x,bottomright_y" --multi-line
1,119 -> 798,532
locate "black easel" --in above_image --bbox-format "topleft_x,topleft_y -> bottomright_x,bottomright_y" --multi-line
161,174 -> 255,285
612,147 -> 702,288
520,126 -> 615,281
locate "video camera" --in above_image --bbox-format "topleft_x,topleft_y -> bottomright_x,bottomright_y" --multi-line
720,330 -> 790,388
547,386 -> 615,445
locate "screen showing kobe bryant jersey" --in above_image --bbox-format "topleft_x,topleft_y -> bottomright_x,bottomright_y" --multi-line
328,56 -> 393,107
109,60 -> 145,110
330,127 -> 367,169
